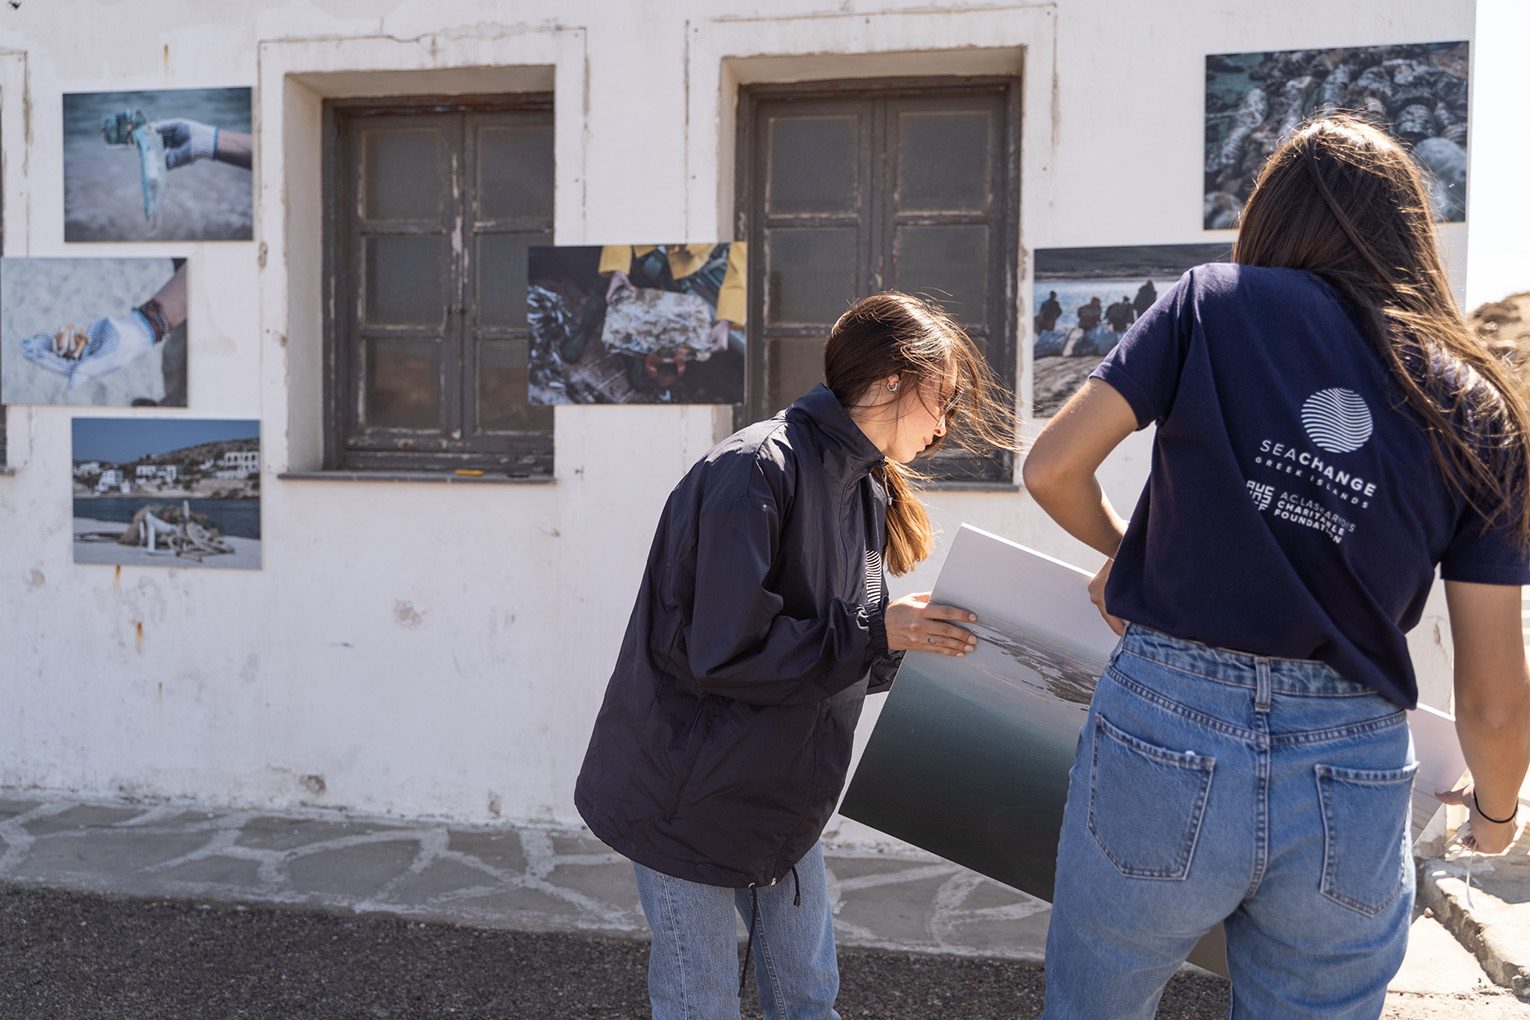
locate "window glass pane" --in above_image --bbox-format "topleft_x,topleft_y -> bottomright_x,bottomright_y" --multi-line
477,337 -> 546,432
477,123 -> 554,222
364,235 -> 445,327
475,233 -> 537,327
892,224 -> 990,320
765,227 -> 858,325
896,110 -> 991,213
767,115 -> 859,215
769,336 -> 827,413
365,337 -> 442,429
363,127 -> 444,220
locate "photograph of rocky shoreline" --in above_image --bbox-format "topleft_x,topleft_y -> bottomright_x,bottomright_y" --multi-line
72,418 -> 261,570
1204,41 -> 1469,229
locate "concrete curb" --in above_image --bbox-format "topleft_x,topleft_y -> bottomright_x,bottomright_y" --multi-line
1418,853 -> 1530,1001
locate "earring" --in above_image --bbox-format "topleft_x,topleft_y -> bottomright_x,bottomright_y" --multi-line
886,380 -> 899,392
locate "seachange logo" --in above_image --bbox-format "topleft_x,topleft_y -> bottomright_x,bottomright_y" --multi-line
1301,388 -> 1373,454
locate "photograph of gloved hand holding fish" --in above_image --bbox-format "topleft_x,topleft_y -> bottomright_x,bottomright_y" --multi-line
63,86 -> 252,241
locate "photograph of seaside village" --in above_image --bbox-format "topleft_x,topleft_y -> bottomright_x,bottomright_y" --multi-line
71,418 -> 261,569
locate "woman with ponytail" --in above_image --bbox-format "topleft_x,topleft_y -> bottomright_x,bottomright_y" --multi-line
576,292 -> 1014,1018
1025,114 -> 1530,1018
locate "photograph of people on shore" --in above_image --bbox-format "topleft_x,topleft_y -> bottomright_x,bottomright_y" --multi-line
72,418 -> 260,570
528,243 -> 746,405
64,86 -> 253,242
1,257 -> 188,407
1204,41 -> 1468,229
1032,244 -> 1229,418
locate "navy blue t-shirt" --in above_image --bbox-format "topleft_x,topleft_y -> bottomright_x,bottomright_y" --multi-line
1092,263 -> 1530,707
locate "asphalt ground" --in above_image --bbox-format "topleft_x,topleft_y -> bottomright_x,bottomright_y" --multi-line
0,885 -> 1232,1019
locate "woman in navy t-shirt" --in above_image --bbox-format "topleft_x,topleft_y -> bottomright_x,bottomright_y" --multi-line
1025,115 -> 1530,1018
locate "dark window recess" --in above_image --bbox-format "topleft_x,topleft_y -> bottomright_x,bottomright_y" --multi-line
324,96 -> 554,476
737,80 -> 1020,483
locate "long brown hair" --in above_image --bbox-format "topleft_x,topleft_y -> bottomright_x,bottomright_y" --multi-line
824,292 -> 1018,574
1235,114 -> 1530,546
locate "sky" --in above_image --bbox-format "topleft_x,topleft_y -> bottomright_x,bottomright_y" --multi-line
72,418 -> 258,465
1465,0 -> 1530,308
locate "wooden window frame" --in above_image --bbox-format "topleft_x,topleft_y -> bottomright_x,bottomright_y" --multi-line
322,93 -> 555,477
735,76 -> 1021,485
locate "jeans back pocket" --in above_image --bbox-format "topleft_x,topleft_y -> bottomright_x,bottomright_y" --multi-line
1314,762 -> 1418,917
1087,714 -> 1216,880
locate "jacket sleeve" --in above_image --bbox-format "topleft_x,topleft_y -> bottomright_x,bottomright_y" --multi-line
865,648 -> 905,695
682,476 -> 886,706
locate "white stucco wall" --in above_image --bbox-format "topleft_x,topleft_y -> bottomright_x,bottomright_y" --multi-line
0,0 -> 1476,835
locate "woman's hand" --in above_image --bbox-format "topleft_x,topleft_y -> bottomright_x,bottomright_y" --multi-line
1089,559 -> 1125,636
705,318 -> 734,352
885,592 -> 978,656
605,270 -> 634,303
1438,784 -> 1522,855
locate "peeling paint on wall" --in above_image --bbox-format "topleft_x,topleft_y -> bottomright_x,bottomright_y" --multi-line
393,600 -> 424,629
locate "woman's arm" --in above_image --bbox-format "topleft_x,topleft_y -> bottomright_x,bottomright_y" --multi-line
1440,579 -> 1530,854
1021,379 -> 1139,558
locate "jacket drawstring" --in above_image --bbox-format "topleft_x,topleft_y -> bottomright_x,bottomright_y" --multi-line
739,886 -> 759,997
738,867 -> 804,998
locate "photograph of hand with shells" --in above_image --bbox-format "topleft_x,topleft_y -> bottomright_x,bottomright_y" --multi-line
1204,41 -> 1469,229
0,257 -> 188,408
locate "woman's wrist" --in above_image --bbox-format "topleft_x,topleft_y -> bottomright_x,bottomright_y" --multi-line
135,298 -> 171,344
1473,789 -> 1520,825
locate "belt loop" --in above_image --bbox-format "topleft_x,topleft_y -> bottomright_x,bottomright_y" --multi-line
1254,657 -> 1272,713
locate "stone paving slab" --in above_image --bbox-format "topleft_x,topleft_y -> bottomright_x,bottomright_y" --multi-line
0,792 -> 1049,961
0,789 -> 1513,1003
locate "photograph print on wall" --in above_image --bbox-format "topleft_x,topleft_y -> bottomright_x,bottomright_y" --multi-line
528,243 -> 747,405
1,257 -> 188,408
64,86 -> 253,242
1204,41 -> 1469,229
72,418 -> 261,571
1032,243 -> 1229,418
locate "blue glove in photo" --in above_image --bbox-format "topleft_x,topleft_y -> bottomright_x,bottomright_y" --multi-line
15,310 -> 162,388
151,118 -> 218,170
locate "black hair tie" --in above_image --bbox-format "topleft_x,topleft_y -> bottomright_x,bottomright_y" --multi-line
1473,789 -> 1518,825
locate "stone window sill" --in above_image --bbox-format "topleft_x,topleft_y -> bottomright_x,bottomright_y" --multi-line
278,470 -> 554,486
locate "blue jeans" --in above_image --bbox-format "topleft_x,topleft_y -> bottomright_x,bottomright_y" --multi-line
1043,625 -> 1415,1020
633,841 -> 841,1020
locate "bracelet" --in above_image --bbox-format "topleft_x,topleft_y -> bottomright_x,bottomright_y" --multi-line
1473,790 -> 1519,825
136,298 -> 171,344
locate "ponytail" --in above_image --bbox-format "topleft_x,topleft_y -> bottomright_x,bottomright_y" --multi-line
882,459 -> 933,575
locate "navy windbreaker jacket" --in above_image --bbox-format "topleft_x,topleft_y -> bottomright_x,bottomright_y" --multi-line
574,385 -> 903,887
